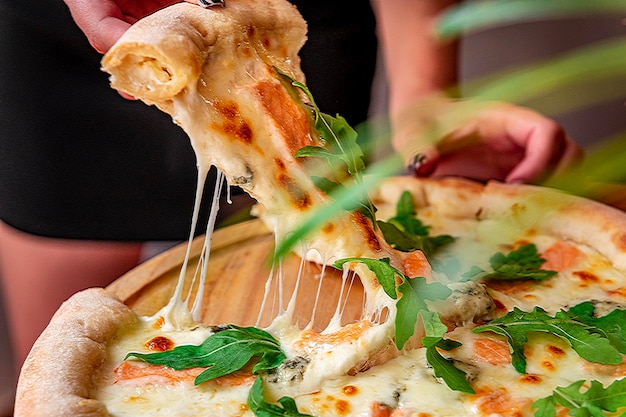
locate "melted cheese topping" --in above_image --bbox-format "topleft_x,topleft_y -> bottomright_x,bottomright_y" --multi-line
98,3 -> 626,416
94,201 -> 626,416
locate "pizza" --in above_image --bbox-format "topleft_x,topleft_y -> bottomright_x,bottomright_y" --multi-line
14,1 -> 626,417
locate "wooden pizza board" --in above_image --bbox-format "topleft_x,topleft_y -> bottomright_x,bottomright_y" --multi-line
107,219 -> 364,330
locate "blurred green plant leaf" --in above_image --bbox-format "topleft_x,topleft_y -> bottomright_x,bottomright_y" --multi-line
437,0 -> 626,40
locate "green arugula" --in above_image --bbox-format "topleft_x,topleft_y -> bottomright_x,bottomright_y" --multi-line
474,304 -> 626,374
248,376 -> 314,417
423,336 -> 475,394
377,191 -> 455,258
333,257 -> 479,393
565,302 -> 626,354
532,378 -> 626,417
462,243 -> 557,282
125,325 -> 286,385
333,257 -> 451,349
277,70 -> 377,225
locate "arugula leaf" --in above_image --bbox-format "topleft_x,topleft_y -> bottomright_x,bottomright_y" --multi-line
309,176 -> 370,213
396,278 -> 450,347
377,191 -> 454,257
463,243 -> 557,282
474,306 -> 623,374
333,257 -> 473,393
333,258 -> 451,349
294,145 -> 340,163
334,257 -> 401,300
248,376 -> 314,417
565,301 -> 626,354
377,221 -> 455,258
532,378 -> 626,417
125,325 -> 286,385
422,336 -> 475,394
277,70 -> 377,225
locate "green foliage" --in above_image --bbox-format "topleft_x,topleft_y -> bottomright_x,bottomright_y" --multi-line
463,243 -> 557,282
334,257 -> 401,300
333,257 -> 479,393
125,325 -> 285,385
422,336 -> 475,394
278,70 -> 377,225
438,0 -> 626,40
377,191 -> 455,257
532,378 -> 626,417
474,305 -> 626,374
248,377 -> 314,417
333,258 -> 450,349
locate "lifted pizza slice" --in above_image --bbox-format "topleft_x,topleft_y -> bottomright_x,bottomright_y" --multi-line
100,0 -> 411,393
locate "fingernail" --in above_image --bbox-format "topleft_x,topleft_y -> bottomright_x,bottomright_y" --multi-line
407,153 -> 427,172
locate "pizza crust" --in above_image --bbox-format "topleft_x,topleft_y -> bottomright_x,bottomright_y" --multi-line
14,178 -> 626,416
14,288 -> 137,417
373,176 -> 626,272
101,0 -> 307,109
480,180 -> 626,271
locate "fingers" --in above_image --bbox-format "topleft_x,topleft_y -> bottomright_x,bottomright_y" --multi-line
63,0 -> 130,53
396,99 -> 583,184
500,110 -> 583,184
504,120 -> 566,183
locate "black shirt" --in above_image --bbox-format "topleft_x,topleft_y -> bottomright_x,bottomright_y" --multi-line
0,0 -> 377,240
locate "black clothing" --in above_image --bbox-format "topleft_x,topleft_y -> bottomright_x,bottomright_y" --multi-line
0,0 -> 377,240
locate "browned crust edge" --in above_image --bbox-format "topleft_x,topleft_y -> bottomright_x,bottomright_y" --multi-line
14,288 -> 137,417
373,176 -> 626,271
101,0 -> 307,105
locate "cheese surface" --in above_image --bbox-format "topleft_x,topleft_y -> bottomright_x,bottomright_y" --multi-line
93,199 -> 626,416
97,2 -> 626,416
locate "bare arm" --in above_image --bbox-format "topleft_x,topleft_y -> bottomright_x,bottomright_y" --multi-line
373,0 -> 460,114
373,0 -> 582,184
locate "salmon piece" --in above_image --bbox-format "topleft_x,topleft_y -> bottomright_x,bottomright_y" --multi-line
114,361 -> 254,386
473,337 -> 511,365
472,387 -> 532,417
295,321 -> 372,354
114,361 -> 205,385
541,241 -> 584,272
402,250 -> 432,281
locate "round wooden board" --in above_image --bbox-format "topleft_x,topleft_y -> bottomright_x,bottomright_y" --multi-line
107,219 -> 364,330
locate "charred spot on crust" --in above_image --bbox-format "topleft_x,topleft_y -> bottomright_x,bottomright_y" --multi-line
493,299 -> 507,312
246,24 -> 256,37
213,100 -> 254,144
145,336 -> 174,352
278,174 -> 311,209
335,399 -> 350,415
520,374 -> 542,384
573,270 -> 599,283
274,158 -> 286,171
547,345 -> 566,357
342,385 -> 358,396
353,211 -> 381,251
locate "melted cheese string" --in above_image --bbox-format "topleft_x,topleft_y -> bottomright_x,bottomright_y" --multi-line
156,161 -> 227,328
